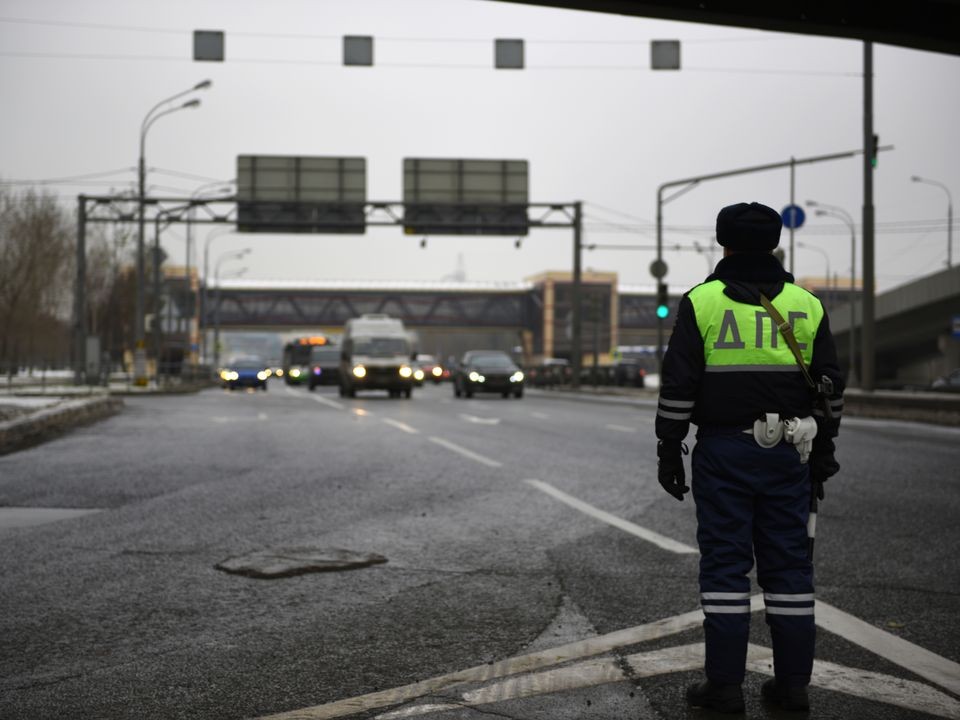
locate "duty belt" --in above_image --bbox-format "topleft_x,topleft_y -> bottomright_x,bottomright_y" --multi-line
743,412 -> 818,463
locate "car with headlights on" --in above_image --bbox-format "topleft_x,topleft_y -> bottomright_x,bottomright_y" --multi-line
220,358 -> 270,391
453,350 -> 524,399
416,354 -> 445,384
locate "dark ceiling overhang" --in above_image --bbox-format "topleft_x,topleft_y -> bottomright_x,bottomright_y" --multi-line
489,1 -> 960,56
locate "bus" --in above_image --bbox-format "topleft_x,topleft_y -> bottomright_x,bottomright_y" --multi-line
282,335 -> 335,385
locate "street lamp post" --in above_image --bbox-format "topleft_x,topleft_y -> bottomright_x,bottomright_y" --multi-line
796,241 -> 831,303
808,200 -> 858,386
202,228 -> 237,367
911,175 -> 954,268
186,181 -> 234,366
212,249 -> 250,371
135,80 -> 211,386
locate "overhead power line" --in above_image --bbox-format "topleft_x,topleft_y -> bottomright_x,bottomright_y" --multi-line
0,16 -> 818,45
0,167 -> 135,185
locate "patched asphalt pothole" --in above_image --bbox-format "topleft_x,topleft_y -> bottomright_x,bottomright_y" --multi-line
215,547 -> 387,579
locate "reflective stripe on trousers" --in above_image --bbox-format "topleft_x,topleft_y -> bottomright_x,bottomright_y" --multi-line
693,432 -> 815,686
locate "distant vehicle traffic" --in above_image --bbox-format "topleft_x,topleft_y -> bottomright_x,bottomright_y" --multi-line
282,335 -> 334,385
526,358 -> 571,387
308,345 -> 341,390
453,350 -> 524,399
416,354 -> 446,384
339,314 -> 416,398
220,357 -> 270,391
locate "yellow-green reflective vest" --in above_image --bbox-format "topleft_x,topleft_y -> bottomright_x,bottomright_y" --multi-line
687,280 -> 824,371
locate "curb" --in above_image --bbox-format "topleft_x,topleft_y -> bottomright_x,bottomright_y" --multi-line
0,397 -> 124,456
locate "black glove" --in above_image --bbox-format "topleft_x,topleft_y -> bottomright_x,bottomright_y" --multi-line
810,451 -> 839,501
657,440 -> 689,501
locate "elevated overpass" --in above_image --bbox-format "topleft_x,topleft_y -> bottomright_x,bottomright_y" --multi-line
198,266 -> 958,384
830,265 -> 960,387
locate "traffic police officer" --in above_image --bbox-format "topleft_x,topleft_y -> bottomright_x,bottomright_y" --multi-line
655,201 -> 843,713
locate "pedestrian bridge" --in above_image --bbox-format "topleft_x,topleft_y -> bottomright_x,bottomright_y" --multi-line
198,266 -> 959,385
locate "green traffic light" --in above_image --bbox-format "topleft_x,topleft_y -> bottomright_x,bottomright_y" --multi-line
656,305 -> 669,319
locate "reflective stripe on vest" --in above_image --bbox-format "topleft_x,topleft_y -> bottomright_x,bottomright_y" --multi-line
688,280 -> 824,370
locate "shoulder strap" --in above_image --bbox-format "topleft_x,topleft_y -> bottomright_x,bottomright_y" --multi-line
759,293 -> 816,390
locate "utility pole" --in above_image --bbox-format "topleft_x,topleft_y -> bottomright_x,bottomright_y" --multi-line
862,42 -> 876,391
571,201 -> 583,389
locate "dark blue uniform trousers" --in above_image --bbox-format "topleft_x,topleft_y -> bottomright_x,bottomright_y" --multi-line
692,431 -> 815,687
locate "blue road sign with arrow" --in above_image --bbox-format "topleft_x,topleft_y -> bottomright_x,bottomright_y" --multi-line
781,204 -> 806,229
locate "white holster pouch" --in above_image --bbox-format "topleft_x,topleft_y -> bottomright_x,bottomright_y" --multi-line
752,412 -> 784,448
784,416 -> 818,464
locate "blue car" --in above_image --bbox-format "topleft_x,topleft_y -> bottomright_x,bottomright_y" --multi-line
220,359 -> 269,391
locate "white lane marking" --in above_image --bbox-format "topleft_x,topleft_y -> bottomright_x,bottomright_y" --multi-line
382,418 -> 419,435
459,643 -> 769,709
0,507 -> 103,529
458,414 -> 501,426
816,600 -> 960,697
605,423 -> 636,433
261,592 -> 960,720
258,605 -> 714,719
530,412 -> 549,420
211,415 -> 268,424
379,642 -> 960,720
748,654 -> 960,720
524,479 -> 698,555
312,396 -> 344,410
428,437 -> 502,468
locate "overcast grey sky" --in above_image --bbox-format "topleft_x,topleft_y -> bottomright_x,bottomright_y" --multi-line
2,0 -> 958,293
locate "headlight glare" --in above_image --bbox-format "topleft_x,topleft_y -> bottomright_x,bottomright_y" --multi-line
510,371 -> 524,382
257,371 -> 268,381
353,365 -> 367,378
399,365 -> 413,378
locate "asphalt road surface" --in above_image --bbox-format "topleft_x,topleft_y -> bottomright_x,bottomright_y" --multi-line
1,382 -> 958,719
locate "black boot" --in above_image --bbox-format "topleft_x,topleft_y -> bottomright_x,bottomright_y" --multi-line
761,678 -> 810,711
686,679 -> 745,714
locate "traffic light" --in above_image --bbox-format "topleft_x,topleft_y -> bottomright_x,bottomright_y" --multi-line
656,283 -> 670,319
871,134 -> 879,168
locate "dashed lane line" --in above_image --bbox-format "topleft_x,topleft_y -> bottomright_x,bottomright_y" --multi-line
524,479 -> 698,555
459,413 -> 501,425
383,418 -> 419,434
311,395 -> 345,410
428,437 -> 503,468
283,386 -> 345,410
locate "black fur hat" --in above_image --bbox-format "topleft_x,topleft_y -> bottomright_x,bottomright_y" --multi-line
715,202 -> 782,251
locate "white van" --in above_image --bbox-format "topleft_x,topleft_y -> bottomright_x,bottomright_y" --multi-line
339,314 -> 416,398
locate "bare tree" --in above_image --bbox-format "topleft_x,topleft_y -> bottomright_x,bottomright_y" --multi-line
85,223 -> 135,368
0,186 -> 74,374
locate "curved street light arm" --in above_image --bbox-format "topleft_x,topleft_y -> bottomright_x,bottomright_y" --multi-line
139,80 -> 211,136
140,101 -> 201,158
